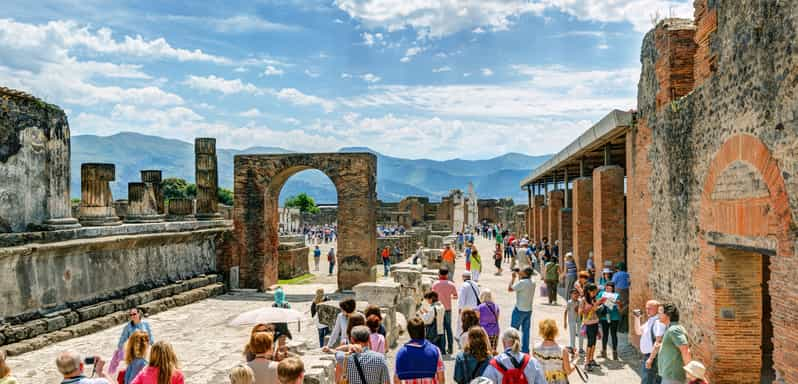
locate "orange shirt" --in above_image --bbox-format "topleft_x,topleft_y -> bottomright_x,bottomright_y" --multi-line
381,248 -> 390,259
442,248 -> 455,263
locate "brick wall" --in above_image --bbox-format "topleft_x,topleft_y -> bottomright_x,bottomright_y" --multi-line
693,0 -> 717,87
547,190 -> 564,245
571,177 -> 593,269
559,208 -> 573,257
654,19 -> 697,111
592,166 -> 625,271
538,206 -> 549,243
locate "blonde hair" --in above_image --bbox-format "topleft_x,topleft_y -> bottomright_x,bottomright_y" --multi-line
539,319 -> 558,341
229,364 -> 255,384
464,327 -> 491,362
125,330 -> 150,365
314,288 -> 325,304
149,341 -> 179,384
277,357 -> 305,384
479,288 -> 493,303
0,350 -> 9,378
502,328 -> 522,354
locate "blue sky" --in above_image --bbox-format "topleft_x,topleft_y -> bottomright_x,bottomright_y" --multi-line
0,0 -> 692,160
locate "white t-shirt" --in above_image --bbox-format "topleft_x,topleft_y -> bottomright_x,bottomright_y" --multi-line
512,278 -> 536,312
458,280 -> 481,310
640,316 -> 667,354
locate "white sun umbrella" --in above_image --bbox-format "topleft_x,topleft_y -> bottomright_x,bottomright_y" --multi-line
229,307 -> 308,331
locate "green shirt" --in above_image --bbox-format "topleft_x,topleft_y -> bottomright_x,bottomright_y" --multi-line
658,322 -> 689,380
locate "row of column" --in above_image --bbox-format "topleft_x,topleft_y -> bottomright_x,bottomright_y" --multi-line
77,138 -> 221,226
527,165 -> 625,271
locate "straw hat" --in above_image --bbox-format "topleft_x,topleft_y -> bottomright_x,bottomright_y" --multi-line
683,361 -> 706,381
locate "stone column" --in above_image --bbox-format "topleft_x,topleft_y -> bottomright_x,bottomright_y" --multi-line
167,198 -> 195,221
195,138 -> 221,220
140,170 -> 164,214
42,126 -> 81,230
125,182 -> 164,223
547,190 -> 564,245
559,208 -> 573,257
593,166 -> 625,271
572,177 -> 593,269
79,163 -> 122,226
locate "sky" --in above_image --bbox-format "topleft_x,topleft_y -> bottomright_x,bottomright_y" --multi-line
0,0 -> 693,160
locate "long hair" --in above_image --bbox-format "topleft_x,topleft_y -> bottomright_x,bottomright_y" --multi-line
0,350 -> 10,378
244,323 -> 270,358
313,289 -> 325,304
464,327 -> 491,361
125,330 -> 150,365
149,341 -> 179,384
460,309 -> 480,333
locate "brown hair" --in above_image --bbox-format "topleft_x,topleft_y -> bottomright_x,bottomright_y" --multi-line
149,341 -> 179,384
366,314 -> 382,333
364,305 -> 382,320
346,313 -> 366,339
125,330 -> 150,365
407,317 -> 425,340
251,332 -> 274,355
243,323 -> 270,358
277,357 -> 304,384
539,319 -> 559,341
0,350 -> 9,378
578,270 -> 590,279
464,326 -> 491,361
339,298 -> 356,314
460,309 -> 480,333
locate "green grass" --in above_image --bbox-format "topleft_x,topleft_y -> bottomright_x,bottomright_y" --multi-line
278,273 -> 315,285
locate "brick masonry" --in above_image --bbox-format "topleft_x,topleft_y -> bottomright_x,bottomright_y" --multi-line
233,153 -> 377,291
630,2 -> 798,381
547,190 -> 563,246
571,177 -> 593,269
592,166 -> 625,271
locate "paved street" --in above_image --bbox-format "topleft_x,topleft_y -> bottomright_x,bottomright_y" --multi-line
7,235 -> 641,383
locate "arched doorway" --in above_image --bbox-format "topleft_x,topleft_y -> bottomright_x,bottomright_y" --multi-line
698,134 -> 793,383
232,153 -> 377,291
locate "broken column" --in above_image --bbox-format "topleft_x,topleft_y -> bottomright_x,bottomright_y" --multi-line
125,182 -> 164,223
140,170 -> 164,214
195,138 -> 221,220
572,177 -> 593,269
167,198 -> 195,221
593,166 -> 625,270
78,163 -> 122,226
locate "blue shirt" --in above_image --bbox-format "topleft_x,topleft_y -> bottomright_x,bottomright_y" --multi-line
465,247 -> 472,262
611,271 -> 630,289
124,358 -> 147,384
314,248 -> 321,257
117,321 -> 153,349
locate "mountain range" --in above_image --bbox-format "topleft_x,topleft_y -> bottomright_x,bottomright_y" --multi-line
71,132 -> 551,204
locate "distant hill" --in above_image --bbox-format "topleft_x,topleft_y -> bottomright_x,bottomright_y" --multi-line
71,132 -> 551,204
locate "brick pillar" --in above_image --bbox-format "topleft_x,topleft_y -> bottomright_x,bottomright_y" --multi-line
538,205 -> 548,243
654,19 -> 697,111
79,163 -> 122,226
559,208 -> 573,256
593,166 -> 625,271
628,120 -> 653,349
547,190 -> 564,247
531,195 -> 544,241
195,138 -> 221,220
572,177 -> 593,269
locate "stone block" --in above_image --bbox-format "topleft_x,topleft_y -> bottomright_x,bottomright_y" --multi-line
353,281 -> 400,308
427,235 -> 443,249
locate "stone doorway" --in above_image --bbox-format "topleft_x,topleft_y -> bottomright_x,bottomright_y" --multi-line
232,153 -> 377,291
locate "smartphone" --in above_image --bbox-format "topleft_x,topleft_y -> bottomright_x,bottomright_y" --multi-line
84,356 -> 95,365
633,309 -> 642,317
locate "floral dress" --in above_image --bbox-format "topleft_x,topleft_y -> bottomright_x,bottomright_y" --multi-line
533,342 -> 568,384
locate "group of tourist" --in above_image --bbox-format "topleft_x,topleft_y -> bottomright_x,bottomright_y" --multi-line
377,225 -> 407,237
303,224 -> 337,244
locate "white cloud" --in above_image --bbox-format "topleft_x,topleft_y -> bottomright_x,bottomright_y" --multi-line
264,65 -> 285,76
184,75 -> 262,95
334,18 -> 345,24
274,88 -> 335,112
239,108 -> 262,118
361,73 -> 381,83
400,46 -> 424,62
597,43 -> 610,49
335,1 -> 545,39
539,0 -> 693,32
432,66 -> 452,73
463,73 -> 471,77
362,31 -> 386,47
341,73 -> 352,79
209,15 -> 299,33
304,69 -> 321,78
472,27 -> 486,34
283,117 -> 301,125
481,68 -> 494,76
234,66 -> 248,73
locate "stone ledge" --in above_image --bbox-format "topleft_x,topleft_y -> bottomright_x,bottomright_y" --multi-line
2,282 -> 225,356
1,275 -> 223,348
0,220 -> 231,248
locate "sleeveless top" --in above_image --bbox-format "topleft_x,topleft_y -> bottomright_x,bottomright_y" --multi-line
532,343 -> 568,384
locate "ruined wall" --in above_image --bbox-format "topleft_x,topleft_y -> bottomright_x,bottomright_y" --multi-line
631,2 -> 798,381
0,89 -> 77,233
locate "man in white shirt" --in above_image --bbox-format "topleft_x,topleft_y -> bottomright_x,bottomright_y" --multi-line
57,351 -> 114,384
508,267 -> 536,353
634,299 -> 666,384
456,271 -> 481,342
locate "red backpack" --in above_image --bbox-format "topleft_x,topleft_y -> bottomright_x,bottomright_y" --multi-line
489,353 -> 530,384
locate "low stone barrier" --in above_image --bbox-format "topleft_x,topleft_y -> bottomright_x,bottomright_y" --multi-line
353,281 -> 401,347
279,235 -> 309,279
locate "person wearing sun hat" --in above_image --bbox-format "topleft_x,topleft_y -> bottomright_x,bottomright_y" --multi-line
683,360 -> 708,384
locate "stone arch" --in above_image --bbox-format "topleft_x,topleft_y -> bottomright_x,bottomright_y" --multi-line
697,134 -> 793,382
233,153 -> 377,290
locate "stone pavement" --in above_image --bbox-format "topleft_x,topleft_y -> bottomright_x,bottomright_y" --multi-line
6,235 -> 643,383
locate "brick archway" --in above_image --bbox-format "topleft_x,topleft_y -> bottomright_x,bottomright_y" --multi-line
233,153 -> 377,290
697,134 -> 793,382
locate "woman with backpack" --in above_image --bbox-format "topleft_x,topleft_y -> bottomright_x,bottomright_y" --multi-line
419,291 -> 446,353
532,319 -> 573,384
454,327 -> 492,384
482,328 -> 547,384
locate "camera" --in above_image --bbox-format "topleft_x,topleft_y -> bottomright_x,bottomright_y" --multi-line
633,309 -> 642,317
512,267 -> 520,272
84,356 -> 95,365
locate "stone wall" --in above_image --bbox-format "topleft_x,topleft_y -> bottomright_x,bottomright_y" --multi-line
278,235 -> 309,279
376,233 -> 421,264
0,88 -> 78,233
630,3 -> 798,382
